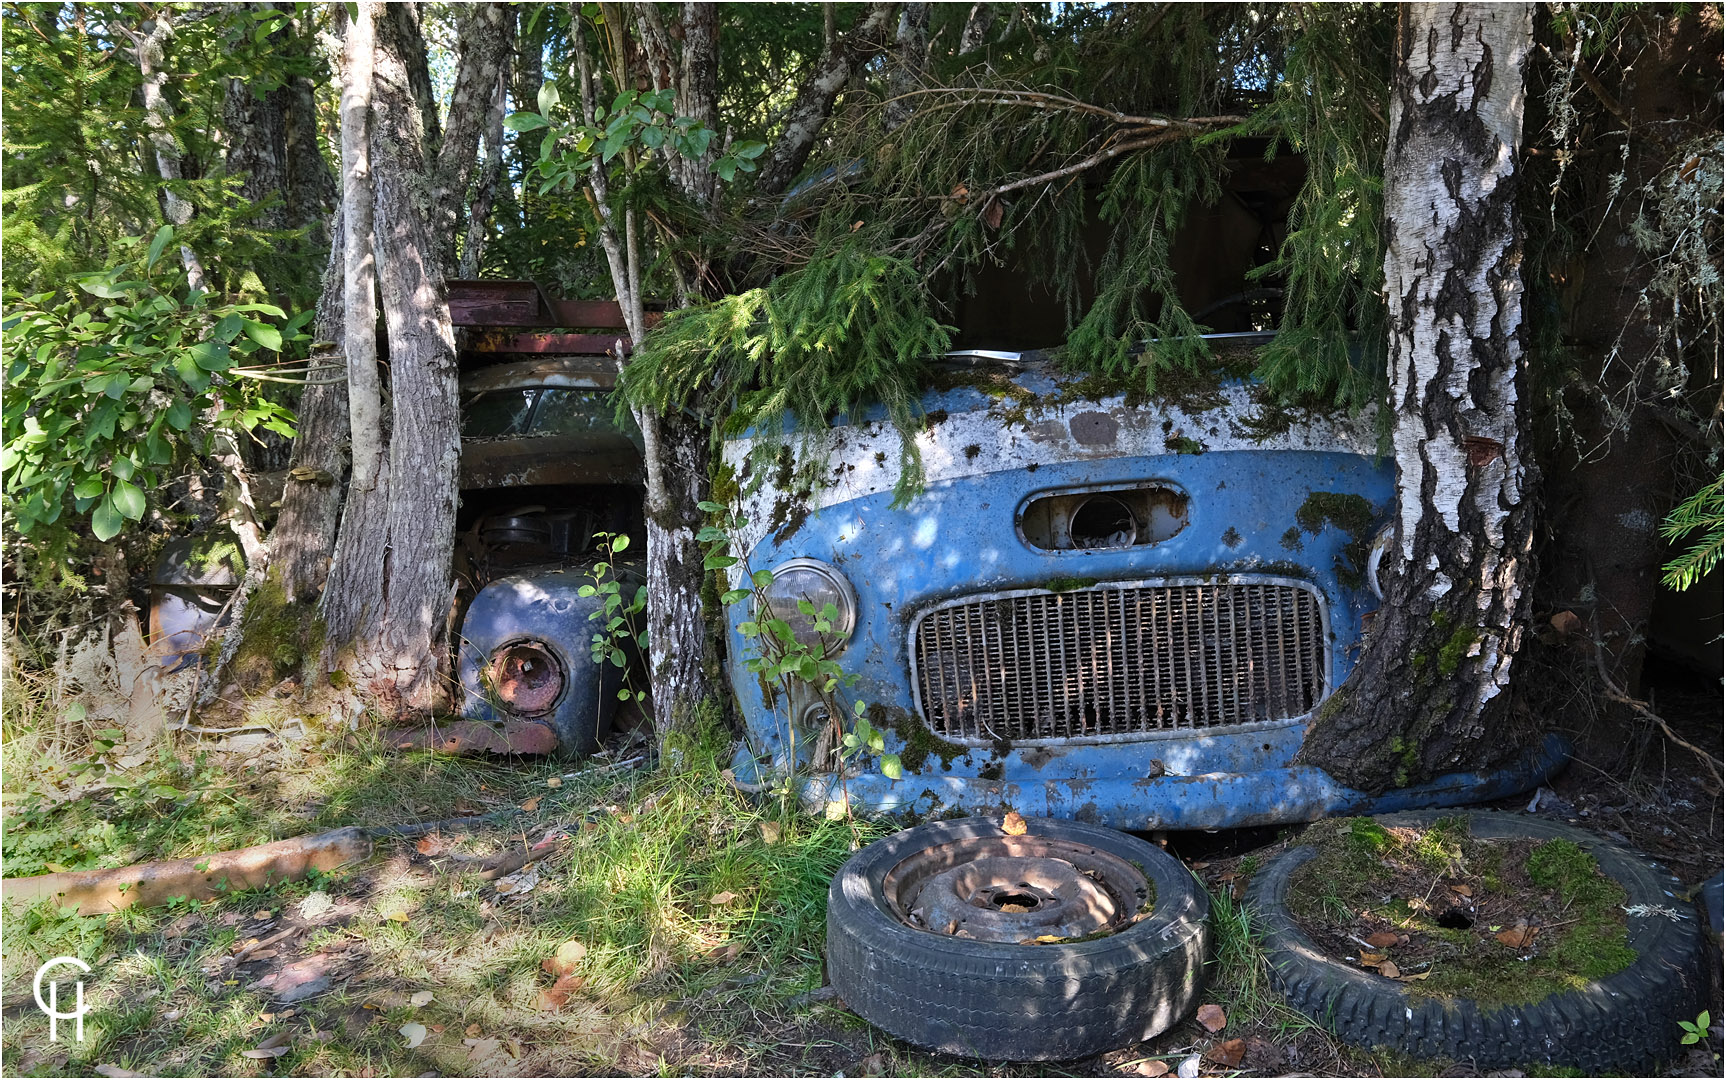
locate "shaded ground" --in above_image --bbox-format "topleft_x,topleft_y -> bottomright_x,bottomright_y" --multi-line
2,659 -> 1720,1078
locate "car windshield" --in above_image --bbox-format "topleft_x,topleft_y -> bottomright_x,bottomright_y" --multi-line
463,389 -> 538,437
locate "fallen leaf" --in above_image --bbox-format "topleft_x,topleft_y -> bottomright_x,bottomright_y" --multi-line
535,973 -> 585,1011
1399,970 -> 1433,982
1195,1002 -> 1227,1032
1135,1061 -> 1172,1077
253,909 -> 273,920
520,796 -> 543,812
256,1032 -> 291,1051
1496,922 -> 1537,949
706,942 -> 744,961
240,1047 -> 289,1060
1001,811 -> 1028,836
983,198 -> 1004,230
1358,950 -> 1387,966
1450,883 -> 1474,897
465,1037 -> 502,1062
94,1068 -> 147,1078
859,1051 -> 887,1076
1378,960 -> 1401,978
1365,931 -> 1400,949
1177,1054 -> 1202,1078
409,991 -> 434,1008
1190,861 -> 1211,870
415,835 -> 444,856
542,940 -> 588,977
710,891 -> 740,906
399,1022 -> 428,1049
546,776 -> 563,788
465,1023 -> 482,1038
431,1024 -> 445,1033
759,821 -> 782,844
1204,1038 -> 1247,1067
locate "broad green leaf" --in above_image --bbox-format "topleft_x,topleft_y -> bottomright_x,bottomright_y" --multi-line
880,754 -> 904,781
703,553 -> 738,570
610,534 -> 629,553
537,81 -> 560,115
190,341 -> 231,371
111,479 -> 145,520
504,111 -> 550,132
751,569 -> 775,588
91,496 -> 123,541
241,319 -> 282,351
72,475 -> 104,499
175,353 -> 210,391
601,130 -> 628,161
714,158 -> 738,183
146,224 -> 174,270
720,589 -> 750,605
110,456 -> 134,481
166,400 -> 193,430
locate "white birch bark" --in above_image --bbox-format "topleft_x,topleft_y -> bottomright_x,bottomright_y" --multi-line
340,1 -> 381,492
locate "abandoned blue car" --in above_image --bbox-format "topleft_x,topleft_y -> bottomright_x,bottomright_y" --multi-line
719,339 -> 1564,828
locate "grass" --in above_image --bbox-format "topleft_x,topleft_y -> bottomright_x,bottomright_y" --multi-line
0,663 -> 913,1076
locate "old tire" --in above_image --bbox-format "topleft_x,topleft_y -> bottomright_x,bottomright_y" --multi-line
457,570 -> 623,756
1245,810 -> 1705,1074
826,816 -> 1210,1061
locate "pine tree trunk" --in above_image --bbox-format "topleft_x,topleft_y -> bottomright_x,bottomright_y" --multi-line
1298,3 -> 1537,792
1539,10 -> 1720,698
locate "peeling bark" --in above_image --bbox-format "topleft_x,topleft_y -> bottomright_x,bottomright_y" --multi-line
1299,3 -> 1537,792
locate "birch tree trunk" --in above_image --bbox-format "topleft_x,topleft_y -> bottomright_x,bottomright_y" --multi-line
1298,3 -> 1537,792
339,0 -> 381,493
130,13 -> 207,290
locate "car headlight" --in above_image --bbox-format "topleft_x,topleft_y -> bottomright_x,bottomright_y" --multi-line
760,558 -> 858,651
1366,523 -> 1396,601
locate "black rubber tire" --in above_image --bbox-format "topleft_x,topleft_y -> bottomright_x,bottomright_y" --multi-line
825,816 -> 1211,1061
1245,810 -> 1706,1074
456,570 -> 623,757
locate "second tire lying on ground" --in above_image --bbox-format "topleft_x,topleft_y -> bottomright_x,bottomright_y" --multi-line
826,816 -> 1211,1061
1245,809 -> 1706,1074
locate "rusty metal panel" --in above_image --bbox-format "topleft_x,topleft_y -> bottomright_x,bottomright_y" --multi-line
460,358 -> 619,393
911,577 -> 1327,745
459,434 -> 644,489
466,331 -> 628,356
448,279 -> 551,326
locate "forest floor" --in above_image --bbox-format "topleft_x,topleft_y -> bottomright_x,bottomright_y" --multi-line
1,660 -> 1721,1079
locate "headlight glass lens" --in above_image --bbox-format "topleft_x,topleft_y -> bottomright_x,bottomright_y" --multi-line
760,558 -> 858,651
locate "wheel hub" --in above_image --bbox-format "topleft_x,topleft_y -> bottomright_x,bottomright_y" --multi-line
489,641 -> 564,716
885,837 -> 1150,944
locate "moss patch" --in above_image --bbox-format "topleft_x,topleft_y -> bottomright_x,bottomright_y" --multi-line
225,570 -> 326,695
1287,818 -> 1636,1010
1294,491 -> 1378,589
1044,577 -> 1100,593
870,704 -> 967,774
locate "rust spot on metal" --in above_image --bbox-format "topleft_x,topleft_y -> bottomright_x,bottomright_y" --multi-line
1069,410 -> 1120,446
491,642 -> 564,716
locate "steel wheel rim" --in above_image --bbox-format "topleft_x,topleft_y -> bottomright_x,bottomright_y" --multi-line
882,835 -> 1151,944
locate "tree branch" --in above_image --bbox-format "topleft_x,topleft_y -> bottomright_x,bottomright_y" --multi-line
433,3 -> 514,253
756,1 -> 897,198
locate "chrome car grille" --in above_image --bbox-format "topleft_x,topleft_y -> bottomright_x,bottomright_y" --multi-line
911,579 -> 1328,743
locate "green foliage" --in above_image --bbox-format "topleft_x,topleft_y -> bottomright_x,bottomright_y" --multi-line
623,243 -> 952,504
1242,4 -> 1393,411
577,531 -> 650,708
1660,476 -> 1722,592
1679,1010 -> 1712,1046
698,497 -> 902,791
2,230 -> 303,542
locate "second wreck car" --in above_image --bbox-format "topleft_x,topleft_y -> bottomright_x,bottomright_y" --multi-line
719,338 -> 1564,829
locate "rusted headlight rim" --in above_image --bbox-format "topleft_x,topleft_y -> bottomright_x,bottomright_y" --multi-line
486,638 -> 567,717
